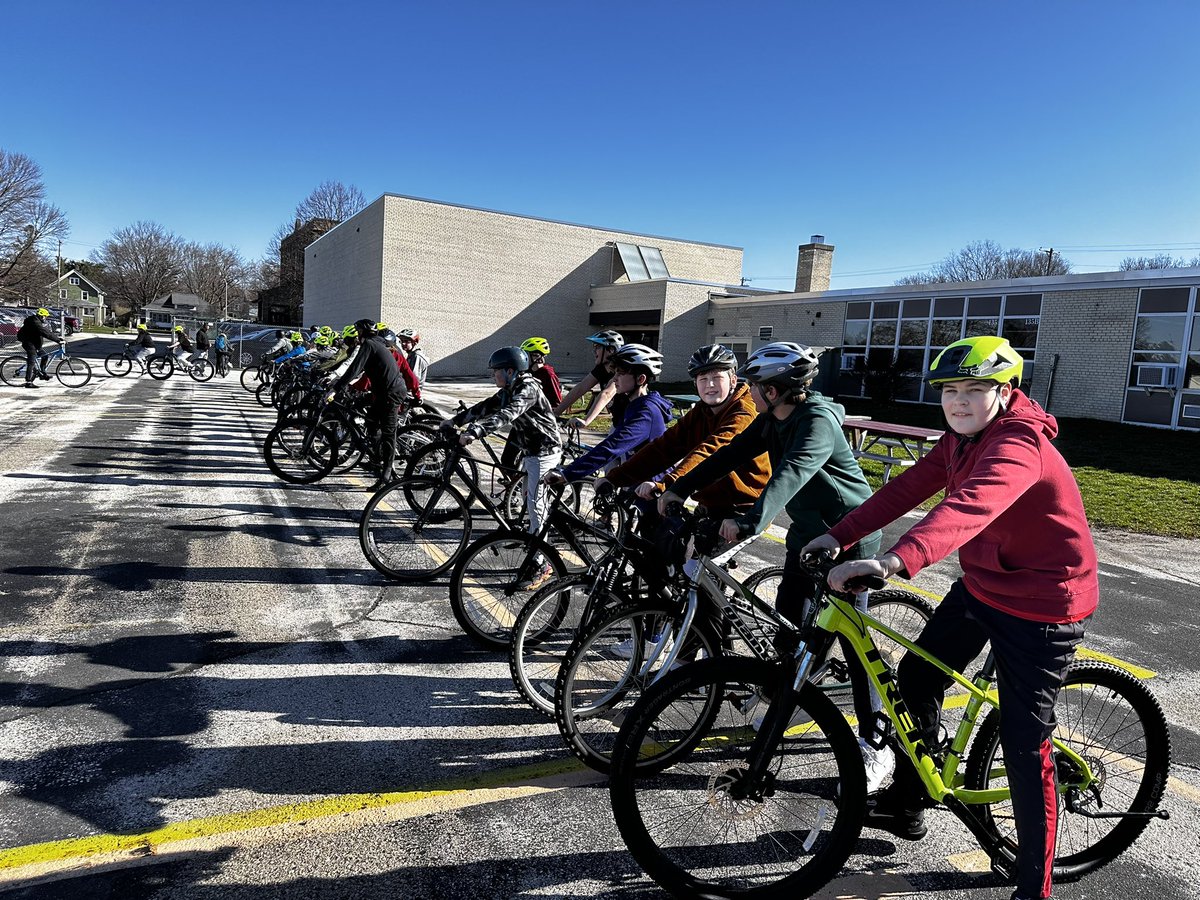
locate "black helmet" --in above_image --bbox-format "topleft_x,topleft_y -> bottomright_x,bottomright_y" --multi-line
737,342 -> 819,388
354,318 -> 376,337
610,343 -> 664,377
586,330 -> 624,351
487,346 -> 529,372
687,343 -> 738,377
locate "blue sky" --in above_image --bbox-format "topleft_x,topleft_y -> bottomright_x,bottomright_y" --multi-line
5,1 -> 1198,289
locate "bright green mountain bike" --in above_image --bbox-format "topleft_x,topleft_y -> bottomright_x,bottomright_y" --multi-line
609,550 -> 1171,899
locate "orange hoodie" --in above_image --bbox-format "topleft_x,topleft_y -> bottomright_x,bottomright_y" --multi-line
606,382 -> 770,515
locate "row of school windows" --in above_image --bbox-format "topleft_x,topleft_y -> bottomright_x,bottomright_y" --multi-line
837,294 -> 1041,405
1125,286 -> 1200,430
827,288 -> 1198,430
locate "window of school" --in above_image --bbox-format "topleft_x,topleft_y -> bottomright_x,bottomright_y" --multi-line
1123,286 -> 1199,430
837,293 -> 1041,403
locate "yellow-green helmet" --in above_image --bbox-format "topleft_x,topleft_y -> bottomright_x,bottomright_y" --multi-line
314,334 -> 332,347
137,323 -> 148,330
37,307 -> 50,317
375,322 -> 389,332
319,325 -> 333,335
926,336 -> 1023,386
289,331 -> 303,342
521,336 -> 550,356
174,324 -> 184,332
342,325 -> 358,339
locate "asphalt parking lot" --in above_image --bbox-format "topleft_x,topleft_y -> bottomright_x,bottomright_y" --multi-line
0,341 -> 1197,898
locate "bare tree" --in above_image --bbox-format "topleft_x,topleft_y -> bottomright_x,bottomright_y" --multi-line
896,240 -> 1070,285
91,221 -> 184,320
1120,253 -> 1200,270
295,180 -> 366,223
0,149 -> 70,303
181,241 -> 252,320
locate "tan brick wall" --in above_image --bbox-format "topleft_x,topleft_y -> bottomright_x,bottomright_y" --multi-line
303,202 -> 385,328
305,195 -> 743,377
1034,288 -> 1137,421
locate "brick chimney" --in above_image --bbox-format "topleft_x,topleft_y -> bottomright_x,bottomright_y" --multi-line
795,235 -> 834,293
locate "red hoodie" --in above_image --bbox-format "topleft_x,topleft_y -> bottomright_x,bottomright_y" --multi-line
828,389 -> 1098,624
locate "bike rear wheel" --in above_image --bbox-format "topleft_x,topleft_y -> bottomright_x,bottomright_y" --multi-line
240,365 -> 262,391
359,476 -> 471,580
964,660 -> 1171,882
0,355 -> 26,386
509,573 -> 625,717
449,532 -> 566,648
190,358 -> 215,382
54,357 -> 92,388
609,656 -> 865,899
104,353 -> 133,377
555,602 -> 722,774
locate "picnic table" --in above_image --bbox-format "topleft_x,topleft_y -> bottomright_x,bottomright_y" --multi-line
664,393 -> 701,418
843,417 -> 944,484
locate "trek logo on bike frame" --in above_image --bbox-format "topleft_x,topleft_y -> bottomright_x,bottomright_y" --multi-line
864,645 -> 928,760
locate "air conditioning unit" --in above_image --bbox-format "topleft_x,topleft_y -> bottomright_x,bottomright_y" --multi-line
841,352 -> 865,371
1135,364 -> 1178,388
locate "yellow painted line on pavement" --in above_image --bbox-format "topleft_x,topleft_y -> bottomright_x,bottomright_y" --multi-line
1076,646 -> 1156,679
0,756 -> 591,879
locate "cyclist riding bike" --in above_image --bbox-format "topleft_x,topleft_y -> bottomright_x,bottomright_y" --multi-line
128,323 -> 156,371
212,329 -> 230,376
170,324 -> 194,368
444,345 -> 563,589
520,336 -> 561,405
396,329 -> 429,389
264,330 -> 293,362
545,343 -> 671,486
598,343 -> 770,526
659,341 -> 890,787
16,307 -> 63,388
805,335 -> 1099,900
553,330 -> 624,428
195,323 -> 211,362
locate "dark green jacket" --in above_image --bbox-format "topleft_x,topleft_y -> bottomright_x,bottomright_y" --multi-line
672,391 -> 881,554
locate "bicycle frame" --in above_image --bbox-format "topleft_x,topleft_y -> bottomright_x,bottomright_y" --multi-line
799,593 -> 1096,809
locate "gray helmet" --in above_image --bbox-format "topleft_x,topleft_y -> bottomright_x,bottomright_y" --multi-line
737,341 -> 819,388
379,328 -> 398,345
586,330 -> 624,351
687,343 -> 738,377
610,343 -> 664,377
487,346 -> 529,372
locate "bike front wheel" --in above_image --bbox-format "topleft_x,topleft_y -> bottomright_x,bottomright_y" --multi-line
555,602 -> 722,773
104,353 -> 133,377
359,476 -> 471,581
264,418 -> 338,484
510,573 -> 626,717
448,532 -> 566,649
147,356 -> 174,380
54,357 -> 93,388
189,359 -> 215,382
964,660 -> 1171,882
609,655 -> 866,899
240,365 -> 262,391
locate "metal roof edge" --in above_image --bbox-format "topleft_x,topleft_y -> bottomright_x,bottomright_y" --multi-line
308,193 -> 743,253
709,267 -> 1200,306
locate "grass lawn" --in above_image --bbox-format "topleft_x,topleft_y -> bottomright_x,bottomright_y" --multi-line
567,385 -> 1200,538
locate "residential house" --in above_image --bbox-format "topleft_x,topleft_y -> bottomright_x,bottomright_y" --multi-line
50,269 -> 108,325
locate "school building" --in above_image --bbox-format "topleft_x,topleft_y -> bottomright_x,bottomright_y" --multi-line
302,195 -> 1199,431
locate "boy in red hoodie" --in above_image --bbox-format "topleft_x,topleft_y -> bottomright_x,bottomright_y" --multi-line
805,335 -> 1098,900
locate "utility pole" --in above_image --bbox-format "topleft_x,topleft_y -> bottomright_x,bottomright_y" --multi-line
1042,247 -> 1054,276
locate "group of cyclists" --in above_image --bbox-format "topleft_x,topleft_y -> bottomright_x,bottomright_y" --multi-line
250,318 -> 1103,900
432,328 -> 1098,900
121,321 -> 233,377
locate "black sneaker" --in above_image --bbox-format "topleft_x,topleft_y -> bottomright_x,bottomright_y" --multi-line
863,787 -> 927,840
23,382 -> 38,389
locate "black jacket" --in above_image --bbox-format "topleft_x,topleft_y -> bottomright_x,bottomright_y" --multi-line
17,316 -> 58,349
196,329 -> 210,350
333,334 -> 405,396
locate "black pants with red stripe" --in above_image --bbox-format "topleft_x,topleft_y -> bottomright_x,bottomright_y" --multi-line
889,579 -> 1087,900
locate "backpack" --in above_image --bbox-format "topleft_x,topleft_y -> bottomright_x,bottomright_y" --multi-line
215,333 -> 227,351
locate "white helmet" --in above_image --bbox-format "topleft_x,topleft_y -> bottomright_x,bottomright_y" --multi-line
737,342 -> 819,388
610,343 -> 664,377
